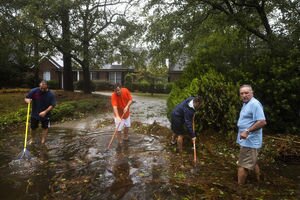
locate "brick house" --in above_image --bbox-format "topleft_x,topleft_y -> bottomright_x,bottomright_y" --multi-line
34,55 -> 134,89
35,56 -> 64,87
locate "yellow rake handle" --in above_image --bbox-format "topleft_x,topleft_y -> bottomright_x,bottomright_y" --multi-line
23,101 -> 31,150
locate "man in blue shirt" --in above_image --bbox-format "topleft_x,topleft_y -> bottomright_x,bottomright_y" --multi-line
237,85 -> 266,185
170,96 -> 202,152
25,80 -> 56,144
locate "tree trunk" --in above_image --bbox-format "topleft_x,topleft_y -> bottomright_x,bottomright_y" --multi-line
61,7 -> 74,91
63,53 -> 73,91
33,38 -> 39,86
82,44 -> 91,94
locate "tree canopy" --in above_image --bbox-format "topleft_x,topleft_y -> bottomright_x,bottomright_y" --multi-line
145,0 -> 299,134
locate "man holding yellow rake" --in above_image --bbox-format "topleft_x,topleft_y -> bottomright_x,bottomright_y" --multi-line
25,80 -> 56,144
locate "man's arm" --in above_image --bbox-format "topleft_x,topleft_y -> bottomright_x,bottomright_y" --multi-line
247,120 -> 267,132
184,110 -> 196,139
240,120 -> 267,139
39,105 -> 54,118
24,98 -> 31,104
123,99 -> 133,114
113,106 -> 120,119
39,94 -> 56,118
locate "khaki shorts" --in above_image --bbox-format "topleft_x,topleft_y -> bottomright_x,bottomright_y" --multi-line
238,147 -> 259,170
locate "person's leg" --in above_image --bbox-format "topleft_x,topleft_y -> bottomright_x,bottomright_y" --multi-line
114,117 -> 125,144
255,164 -> 260,182
177,135 -> 184,152
116,131 -> 123,144
41,128 -> 48,144
29,117 -> 38,144
238,167 -> 248,185
251,148 -> 260,182
237,147 -> 249,185
123,127 -> 129,141
237,147 -> 258,185
123,117 -> 130,141
170,115 -> 183,147
41,118 -> 50,144
171,134 -> 177,145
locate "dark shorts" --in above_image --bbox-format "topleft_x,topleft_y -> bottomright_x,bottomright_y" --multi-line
31,117 -> 50,129
238,147 -> 259,170
171,115 -> 185,135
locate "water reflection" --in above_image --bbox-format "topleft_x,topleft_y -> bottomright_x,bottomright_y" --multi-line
110,143 -> 133,199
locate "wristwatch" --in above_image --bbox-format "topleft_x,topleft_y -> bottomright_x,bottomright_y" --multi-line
245,129 -> 250,133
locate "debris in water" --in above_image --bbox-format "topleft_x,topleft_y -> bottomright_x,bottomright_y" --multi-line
9,157 -> 40,175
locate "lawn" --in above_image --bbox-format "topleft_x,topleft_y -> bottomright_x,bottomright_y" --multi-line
0,89 -> 110,130
0,89 -> 28,114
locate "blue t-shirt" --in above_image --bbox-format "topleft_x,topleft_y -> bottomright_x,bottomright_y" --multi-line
26,87 -> 56,120
237,97 -> 265,148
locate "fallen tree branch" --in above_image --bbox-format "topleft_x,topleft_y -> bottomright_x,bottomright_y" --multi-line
266,135 -> 300,145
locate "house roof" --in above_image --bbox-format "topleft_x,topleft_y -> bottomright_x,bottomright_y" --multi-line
102,63 -> 130,70
48,56 -> 63,69
34,54 -> 134,71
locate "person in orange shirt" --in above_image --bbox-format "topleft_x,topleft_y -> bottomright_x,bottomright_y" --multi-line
111,83 -> 133,144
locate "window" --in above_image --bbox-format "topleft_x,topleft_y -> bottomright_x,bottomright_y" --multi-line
43,71 -> 51,81
109,72 -> 122,83
90,71 -> 99,80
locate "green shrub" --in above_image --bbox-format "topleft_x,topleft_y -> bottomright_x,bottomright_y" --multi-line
154,83 -> 165,93
196,70 -> 240,136
165,83 -> 173,93
255,61 -> 300,134
0,107 -> 27,129
47,80 -> 60,89
74,80 -> 96,92
129,81 -> 172,94
93,81 -> 113,91
131,83 -> 139,92
124,73 -> 134,91
76,99 -> 99,111
51,103 -> 75,121
167,70 -> 240,136
138,80 -> 150,93
167,78 -> 200,119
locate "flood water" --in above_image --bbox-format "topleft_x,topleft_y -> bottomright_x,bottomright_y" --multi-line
0,92 -> 299,199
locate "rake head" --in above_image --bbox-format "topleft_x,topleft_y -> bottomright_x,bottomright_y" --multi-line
17,148 -> 31,160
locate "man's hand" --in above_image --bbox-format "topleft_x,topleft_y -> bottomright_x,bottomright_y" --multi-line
25,98 -> 32,104
240,131 -> 249,139
39,111 -> 47,118
115,116 -> 122,124
123,106 -> 128,114
39,110 -> 47,118
192,137 -> 196,144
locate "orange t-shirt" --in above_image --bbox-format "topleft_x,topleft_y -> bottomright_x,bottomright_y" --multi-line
111,88 -> 132,119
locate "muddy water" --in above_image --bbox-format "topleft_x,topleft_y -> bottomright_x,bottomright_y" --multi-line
0,92 -> 299,199
0,92 -> 172,199
0,128 -> 171,199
